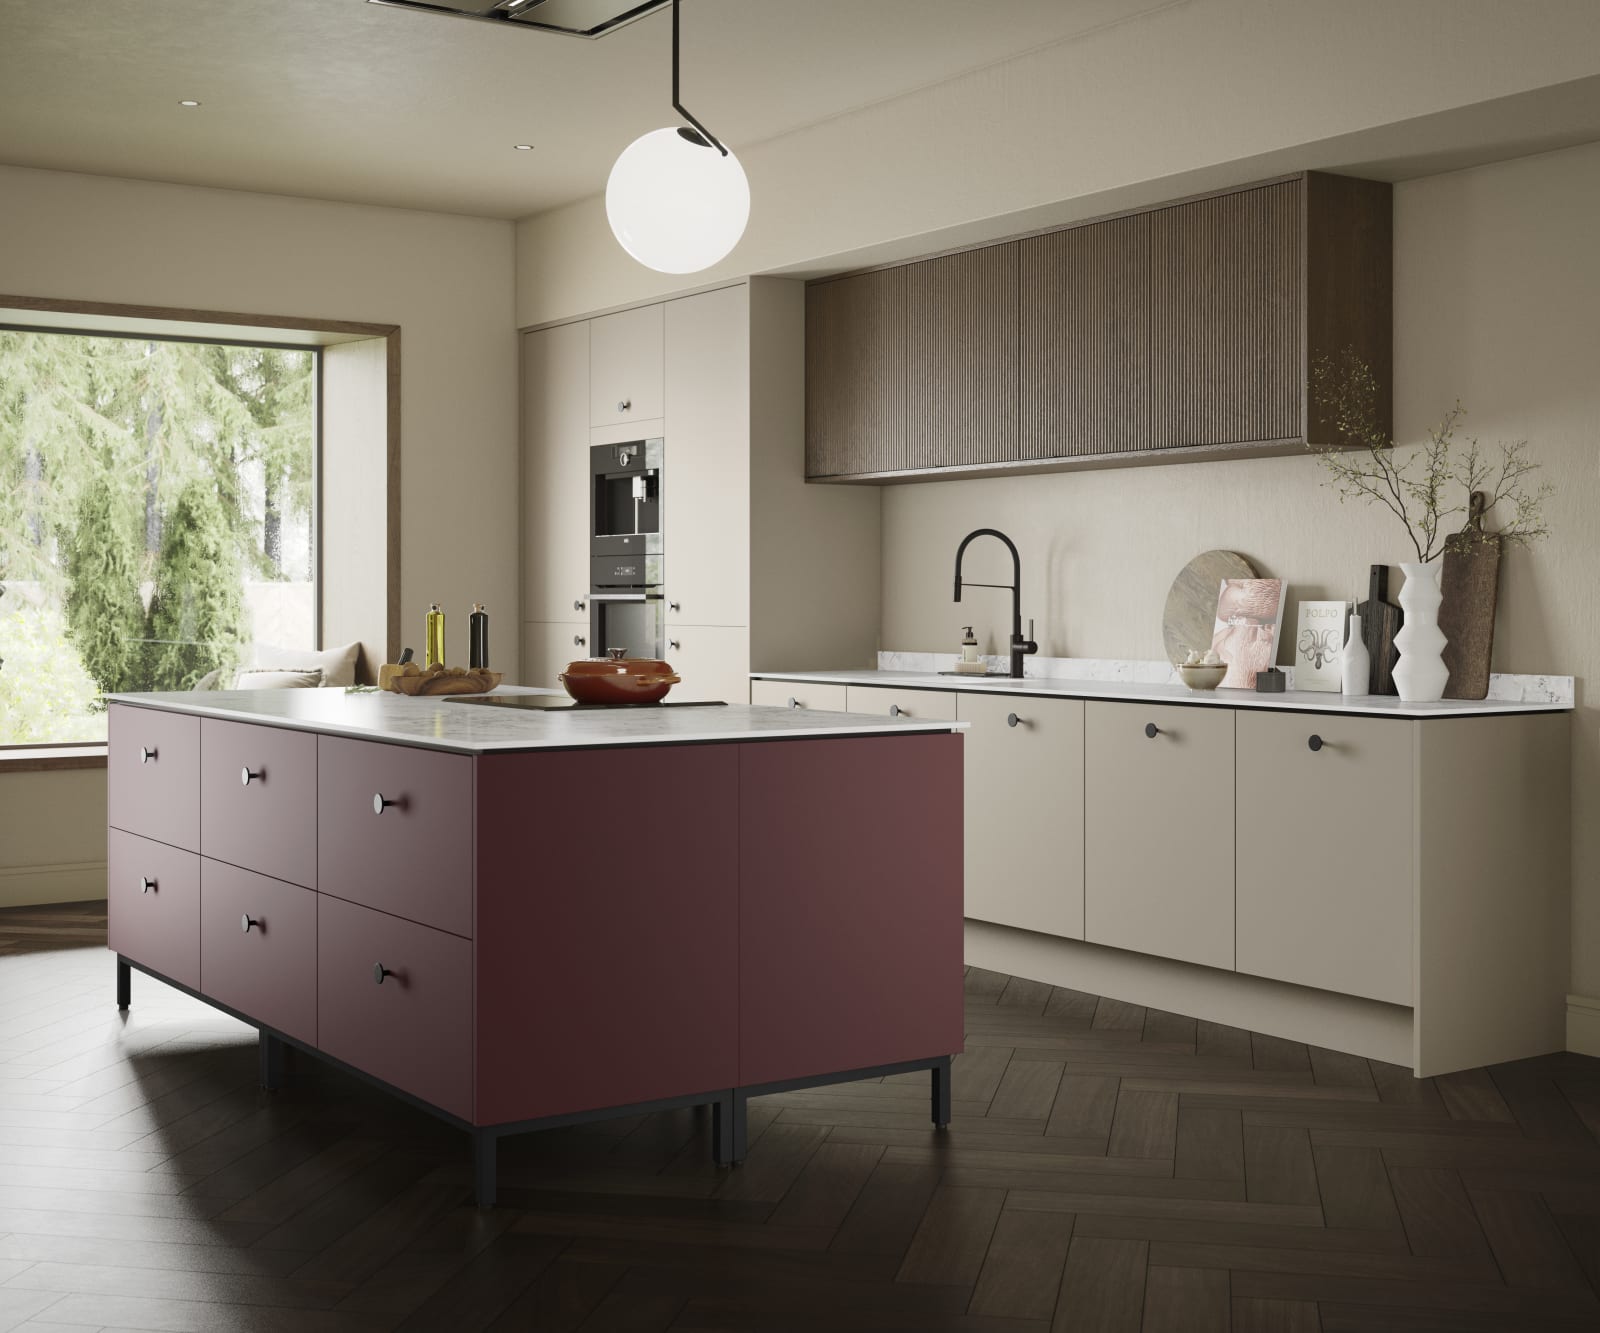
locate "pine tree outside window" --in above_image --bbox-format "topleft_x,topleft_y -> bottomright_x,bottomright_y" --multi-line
0,330 -> 318,745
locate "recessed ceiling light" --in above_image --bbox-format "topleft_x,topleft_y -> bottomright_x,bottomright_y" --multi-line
178,99 -> 201,107
513,143 -> 534,151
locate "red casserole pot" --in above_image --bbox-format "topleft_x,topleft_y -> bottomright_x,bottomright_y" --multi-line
559,648 -> 681,705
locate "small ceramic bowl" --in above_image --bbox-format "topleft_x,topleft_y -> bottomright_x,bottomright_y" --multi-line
1177,663 -> 1227,691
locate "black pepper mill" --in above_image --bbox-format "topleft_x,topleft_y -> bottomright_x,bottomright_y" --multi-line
468,604 -> 489,670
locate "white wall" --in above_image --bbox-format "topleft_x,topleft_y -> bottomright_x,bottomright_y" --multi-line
514,0 -> 1600,327
0,163 -> 517,902
879,141 -> 1600,996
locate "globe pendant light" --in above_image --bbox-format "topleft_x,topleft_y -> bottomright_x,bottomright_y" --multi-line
606,0 -> 748,274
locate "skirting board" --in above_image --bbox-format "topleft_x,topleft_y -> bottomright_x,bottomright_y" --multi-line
0,860 -> 108,908
966,919 -> 1414,1068
1568,995 -> 1600,1058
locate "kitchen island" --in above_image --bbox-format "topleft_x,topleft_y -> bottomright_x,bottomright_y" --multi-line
105,689 -> 965,1205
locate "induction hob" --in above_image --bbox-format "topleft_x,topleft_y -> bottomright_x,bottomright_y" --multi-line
443,694 -> 726,712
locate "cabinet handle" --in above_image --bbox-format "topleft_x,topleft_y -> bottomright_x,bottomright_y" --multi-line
140,876 -> 156,895
574,598 -> 587,612
140,746 -> 157,764
617,398 -> 631,412
1308,734 -> 1325,752
787,696 -> 800,710
1144,722 -> 1161,738
240,766 -> 263,786
669,601 -> 681,613
1007,712 -> 1025,728
241,914 -> 258,934
373,793 -> 397,815
669,639 -> 681,650
373,963 -> 393,986
889,703 -> 909,718
573,634 -> 586,647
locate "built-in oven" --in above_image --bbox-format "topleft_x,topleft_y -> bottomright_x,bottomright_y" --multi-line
589,437 -> 665,659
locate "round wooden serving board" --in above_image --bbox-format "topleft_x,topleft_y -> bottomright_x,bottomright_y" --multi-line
1162,549 -> 1256,664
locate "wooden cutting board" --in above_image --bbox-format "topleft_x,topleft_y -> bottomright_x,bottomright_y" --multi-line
1439,492 -> 1501,700
1357,563 -> 1403,696
1162,550 -> 1256,664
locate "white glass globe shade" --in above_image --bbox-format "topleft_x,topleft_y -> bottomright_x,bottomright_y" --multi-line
606,127 -> 750,275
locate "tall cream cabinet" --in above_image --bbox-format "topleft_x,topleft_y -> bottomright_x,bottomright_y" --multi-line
521,279 -> 881,704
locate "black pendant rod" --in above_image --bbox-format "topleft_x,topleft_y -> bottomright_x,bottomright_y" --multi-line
671,0 -> 728,156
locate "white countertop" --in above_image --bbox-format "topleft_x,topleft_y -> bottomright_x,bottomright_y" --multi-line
750,668 -> 1574,719
107,687 -> 965,754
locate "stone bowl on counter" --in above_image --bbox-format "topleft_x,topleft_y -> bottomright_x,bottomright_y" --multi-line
1176,663 -> 1227,691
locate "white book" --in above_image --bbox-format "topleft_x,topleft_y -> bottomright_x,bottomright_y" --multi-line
1294,600 -> 1348,692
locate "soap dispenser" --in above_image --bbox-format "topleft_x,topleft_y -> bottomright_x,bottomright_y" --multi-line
960,626 -> 979,664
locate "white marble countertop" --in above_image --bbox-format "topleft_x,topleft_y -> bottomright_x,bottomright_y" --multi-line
107,687 -> 966,754
750,667 -> 1574,719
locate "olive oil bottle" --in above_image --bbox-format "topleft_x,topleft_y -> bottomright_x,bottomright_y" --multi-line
425,603 -> 446,668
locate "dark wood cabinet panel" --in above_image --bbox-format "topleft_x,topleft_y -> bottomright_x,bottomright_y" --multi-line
1020,214 -> 1151,460
1146,180 -> 1302,450
804,266 -> 906,477
807,171 -> 1391,482
906,243 -> 1020,469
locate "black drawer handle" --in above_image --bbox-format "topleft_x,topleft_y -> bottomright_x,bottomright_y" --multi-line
1007,713 -> 1025,728
373,963 -> 393,986
1308,734 -> 1325,752
889,704 -> 908,718
373,793 -> 398,815
1144,722 -> 1161,739
140,876 -> 156,895
787,697 -> 800,710
241,767 -> 263,786
241,914 -> 258,934
140,746 -> 157,764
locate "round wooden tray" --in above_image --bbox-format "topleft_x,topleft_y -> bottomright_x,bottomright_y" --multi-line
387,670 -> 502,696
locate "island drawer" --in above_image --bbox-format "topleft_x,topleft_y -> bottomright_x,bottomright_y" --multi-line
317,737 -> 473,938
200,719 -> 317,889
108,705 -> 200,852
316,895 -> 472,1121
200,860 -> 317,1046
108,829 -> 200,990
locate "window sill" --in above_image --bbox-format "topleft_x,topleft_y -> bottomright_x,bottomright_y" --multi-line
0,746 -> 108,773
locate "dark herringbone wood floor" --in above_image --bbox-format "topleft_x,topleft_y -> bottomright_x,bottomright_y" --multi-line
2,905 -> 1600,1331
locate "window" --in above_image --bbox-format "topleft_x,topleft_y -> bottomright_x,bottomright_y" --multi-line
0,330 -> 318,745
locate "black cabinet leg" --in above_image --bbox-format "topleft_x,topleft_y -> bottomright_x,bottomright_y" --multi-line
729,1090 -> 749,1164
474,1130 -> 498,1208
258,1032 -> 286,1090
116,957 -> 131,1010
712,1092 -> 736,1166
931,1055 -> 952,1129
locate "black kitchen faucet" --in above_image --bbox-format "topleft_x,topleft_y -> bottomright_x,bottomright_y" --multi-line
953,527 -> 1038,679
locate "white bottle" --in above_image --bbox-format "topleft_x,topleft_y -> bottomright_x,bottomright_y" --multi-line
1341,607 -> 1371,697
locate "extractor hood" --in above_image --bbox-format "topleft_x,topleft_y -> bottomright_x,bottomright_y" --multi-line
366,0 -> 668,39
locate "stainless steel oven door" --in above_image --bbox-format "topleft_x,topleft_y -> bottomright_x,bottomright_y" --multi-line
589,593 -> 664,660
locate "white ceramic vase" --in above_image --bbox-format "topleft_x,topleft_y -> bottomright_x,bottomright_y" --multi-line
1392,561 -> 1449,702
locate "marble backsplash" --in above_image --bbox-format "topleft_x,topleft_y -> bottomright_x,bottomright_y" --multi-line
876,651 -> 1576,706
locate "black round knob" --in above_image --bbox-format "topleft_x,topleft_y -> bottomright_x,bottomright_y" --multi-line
373,963 -> 392,986
140,876 -> 156,895
241,914 -> 258,934
1308,734 -> 1324,752
670,639 -> 681,651
670,602 -> 681,613
140,746 -> 157,764
787,697 -> 799,709
889,704 -> 907,718
1007,713 -> 1023,728
1144,722 -> 1160,739
241,767 -> 262,786
373,793 -> 396,815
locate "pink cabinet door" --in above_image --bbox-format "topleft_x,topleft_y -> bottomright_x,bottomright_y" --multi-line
108,829 -> 200,990
317,895 -> 472,1121
108,705 -> 199,851
738,734 -> 965,1087
200,718 -> 317,888
474,745 -> 739,1126
200,860 -> 317,1045
317,736 -> 472,937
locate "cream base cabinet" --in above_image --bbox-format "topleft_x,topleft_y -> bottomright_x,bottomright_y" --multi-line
665,625 -> 750,705
749,680 -> 849,712
1235,712 -> 1413,1005
1085,702 -> 1236,970
958,692 -> 1085,938
845,685 -> 959,723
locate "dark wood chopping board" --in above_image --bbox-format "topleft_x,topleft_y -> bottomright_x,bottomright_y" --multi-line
1357,564 -> 1402,696
1439,492 -> 1501,700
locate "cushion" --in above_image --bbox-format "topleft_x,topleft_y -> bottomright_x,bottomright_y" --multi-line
249,639 -> 361,688
234,667 -> 324,690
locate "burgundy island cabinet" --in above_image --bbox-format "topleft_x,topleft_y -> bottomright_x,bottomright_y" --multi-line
106,690 -> 965,1206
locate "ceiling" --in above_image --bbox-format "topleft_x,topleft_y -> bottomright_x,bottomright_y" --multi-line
0,0 -> 1166,220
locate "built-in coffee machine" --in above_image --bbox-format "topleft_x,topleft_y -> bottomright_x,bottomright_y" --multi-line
588,437 -> 665,658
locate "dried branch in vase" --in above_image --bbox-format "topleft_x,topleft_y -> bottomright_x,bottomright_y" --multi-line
1307,349 -> 1553,562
